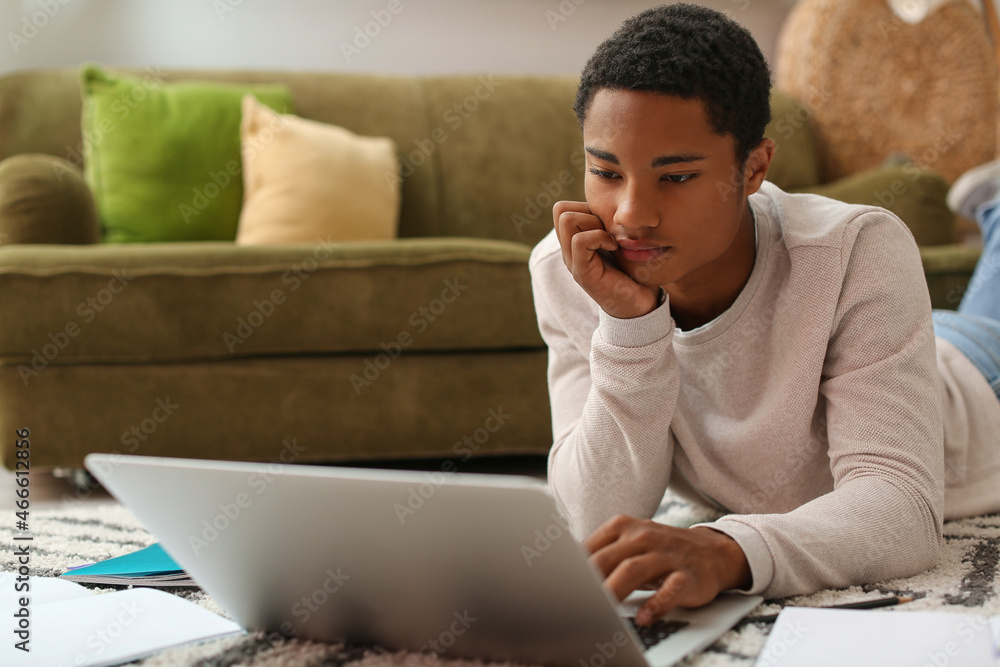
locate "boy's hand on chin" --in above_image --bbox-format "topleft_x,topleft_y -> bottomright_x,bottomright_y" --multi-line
553,201 -> 661,320
584,515 -> 752,626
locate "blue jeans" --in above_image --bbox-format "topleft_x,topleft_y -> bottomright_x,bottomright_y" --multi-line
932,200 -> 1000,400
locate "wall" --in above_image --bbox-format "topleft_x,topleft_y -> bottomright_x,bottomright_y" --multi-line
0,0 -> 797,76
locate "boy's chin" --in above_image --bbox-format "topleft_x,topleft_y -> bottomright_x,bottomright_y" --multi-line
619,264 -> 669,290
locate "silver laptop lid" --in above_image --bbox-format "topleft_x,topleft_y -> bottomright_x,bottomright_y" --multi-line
86,454 -> 649,667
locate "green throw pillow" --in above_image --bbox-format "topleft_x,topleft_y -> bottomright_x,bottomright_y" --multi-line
81,65 -> 294,242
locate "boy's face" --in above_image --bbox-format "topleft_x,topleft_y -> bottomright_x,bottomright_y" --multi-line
582,88 -> 762,291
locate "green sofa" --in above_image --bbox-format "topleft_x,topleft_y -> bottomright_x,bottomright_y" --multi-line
0,68 -> 979,470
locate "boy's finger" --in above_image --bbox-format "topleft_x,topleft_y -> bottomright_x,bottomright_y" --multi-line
603,552 -> 674,603
555,209 -> 604,235
636,570 -> 692,625
583,514 -> 643,555
589,533 -> 659,579
569,229 -> 618,275
555,210 -> 607,266
552,199 -> 593,223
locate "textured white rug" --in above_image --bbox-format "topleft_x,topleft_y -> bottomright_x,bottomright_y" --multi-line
1,494 -> 998,666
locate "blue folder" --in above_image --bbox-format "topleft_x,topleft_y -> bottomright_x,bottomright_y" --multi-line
60,543 -> 195,586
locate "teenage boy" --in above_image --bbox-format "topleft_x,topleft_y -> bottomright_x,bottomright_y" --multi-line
529,3 -> 1000,627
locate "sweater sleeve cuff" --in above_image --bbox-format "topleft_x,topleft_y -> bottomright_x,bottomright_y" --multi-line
597,290 -> 673,348
692,519 -> 774,596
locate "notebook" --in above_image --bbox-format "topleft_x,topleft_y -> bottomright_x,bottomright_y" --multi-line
0,573 -> 241,667
61,543 -> 196,587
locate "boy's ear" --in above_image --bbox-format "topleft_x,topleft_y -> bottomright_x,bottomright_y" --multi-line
743,138 -> 775,196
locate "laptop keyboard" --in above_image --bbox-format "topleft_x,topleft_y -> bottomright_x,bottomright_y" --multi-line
625,617 -> 690,650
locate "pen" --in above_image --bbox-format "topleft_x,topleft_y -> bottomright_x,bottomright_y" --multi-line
741,596 -> 915,625
829,595 -> 914,610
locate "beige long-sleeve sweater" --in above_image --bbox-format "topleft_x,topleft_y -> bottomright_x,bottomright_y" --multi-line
529,181 -> 1000,600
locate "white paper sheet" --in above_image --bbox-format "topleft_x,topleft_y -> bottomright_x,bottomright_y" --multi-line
0,574 -> 242,667
0,573 -> 93,607
990,616 -> 1000,664
754,607 -> 997,667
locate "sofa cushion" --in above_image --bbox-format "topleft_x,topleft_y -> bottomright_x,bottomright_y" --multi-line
81,66 -> 293,243
791,163 -> 955,246
236,95 -> 400,245
0,154 -> 100,245
419,75 -> 586,248
763,89 -> 822,191
920,244 -> 982,311
0,239 -> 543,371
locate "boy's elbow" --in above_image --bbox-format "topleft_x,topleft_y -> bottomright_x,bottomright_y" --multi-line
888,495 -> 943,581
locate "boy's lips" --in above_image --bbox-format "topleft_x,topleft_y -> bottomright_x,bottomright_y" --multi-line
615,239 -> 671,263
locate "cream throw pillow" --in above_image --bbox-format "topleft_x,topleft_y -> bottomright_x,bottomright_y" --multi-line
236,95 -> 400,245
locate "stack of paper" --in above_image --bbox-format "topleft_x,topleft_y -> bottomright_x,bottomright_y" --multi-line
0,574 -> 242,667
61,543 -> 197,587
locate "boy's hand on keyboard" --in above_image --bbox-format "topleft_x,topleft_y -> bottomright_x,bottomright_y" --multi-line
553,200 -> 662,320
584,515 -> 751,626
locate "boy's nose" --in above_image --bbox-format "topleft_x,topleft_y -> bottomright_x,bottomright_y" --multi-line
613,187 -> 660,230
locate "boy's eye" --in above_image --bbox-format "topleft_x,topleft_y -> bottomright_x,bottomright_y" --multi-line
587,168 -> 697,184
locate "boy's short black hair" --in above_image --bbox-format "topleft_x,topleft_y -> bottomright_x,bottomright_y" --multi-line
574,3 -> 772,167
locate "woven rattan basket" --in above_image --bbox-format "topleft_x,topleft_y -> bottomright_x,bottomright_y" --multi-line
774,0 -> 998,184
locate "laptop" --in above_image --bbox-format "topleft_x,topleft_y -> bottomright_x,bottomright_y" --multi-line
85,454 -> 762,667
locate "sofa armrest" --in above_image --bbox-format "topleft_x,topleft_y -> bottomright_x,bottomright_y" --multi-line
0,154 -> 101,245
791,164 -> 955,247
920,243 -> 982,311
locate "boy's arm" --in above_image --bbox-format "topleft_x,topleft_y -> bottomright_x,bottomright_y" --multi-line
529,235 -> 679,538
693,212 -> 945,599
